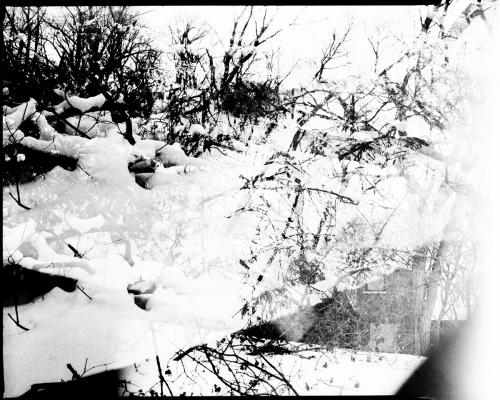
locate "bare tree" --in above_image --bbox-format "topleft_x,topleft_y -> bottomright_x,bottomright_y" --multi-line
45,6 -> 161,116
2,7 -> 57,101
313,25 -> 351,83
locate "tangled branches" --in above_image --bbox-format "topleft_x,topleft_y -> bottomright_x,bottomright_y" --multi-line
169,334 -> 301,396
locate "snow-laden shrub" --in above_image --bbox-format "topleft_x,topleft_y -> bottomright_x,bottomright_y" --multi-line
220,79 -> 286,123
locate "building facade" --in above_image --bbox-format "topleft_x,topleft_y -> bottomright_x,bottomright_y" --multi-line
350,269 -> 415,353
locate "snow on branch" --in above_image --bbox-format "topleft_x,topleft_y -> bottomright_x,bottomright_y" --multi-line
3,219 -> 94,275
3,98 -> 37,132
54,93 -> 107,114
3,219 -> 37,259
51,215 -> 106,236
21,133 -> 87,159
63,111 -> 115,138
32,112 -> 58,140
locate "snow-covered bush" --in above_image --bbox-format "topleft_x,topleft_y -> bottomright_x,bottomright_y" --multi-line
220,79 -> 286,124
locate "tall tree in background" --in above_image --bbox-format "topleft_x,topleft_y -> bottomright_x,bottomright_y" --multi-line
2,6 -> 162,117
45,6 -> 161,117
2,6 -> 57,102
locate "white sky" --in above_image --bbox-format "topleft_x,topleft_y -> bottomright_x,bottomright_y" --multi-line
138,6 -> 423,88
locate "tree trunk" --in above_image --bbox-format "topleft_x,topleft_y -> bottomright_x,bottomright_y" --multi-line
424,241 -> 447,354
412,240 -> 448,356
411,246 -> 427,355
24,7 -> 32,73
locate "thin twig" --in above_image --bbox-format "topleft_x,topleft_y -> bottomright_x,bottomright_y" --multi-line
68,243 -> 83,258
76,285 -> 92,300
9,191 -> 31,210
7,313 -> 30,331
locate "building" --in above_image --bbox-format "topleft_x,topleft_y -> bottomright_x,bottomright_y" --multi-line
350,268 -> 415,353
350,268 -> 464,354
239,268 -> 463,355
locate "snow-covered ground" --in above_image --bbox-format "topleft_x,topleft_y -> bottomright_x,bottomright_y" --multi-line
3,285 -> 425,397
2,146 -> 254,397
2,116 -> 426,397
123,340 -> 425,396
4,2 -> 498,396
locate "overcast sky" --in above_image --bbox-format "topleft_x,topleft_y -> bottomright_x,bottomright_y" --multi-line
138,6 -> 423,88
